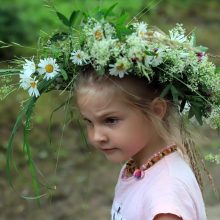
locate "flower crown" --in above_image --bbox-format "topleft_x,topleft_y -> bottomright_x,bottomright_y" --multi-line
14,13 -> 220,128
1,5 -> 220,198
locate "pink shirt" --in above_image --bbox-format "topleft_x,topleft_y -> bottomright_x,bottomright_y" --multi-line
111,151 -> 207,220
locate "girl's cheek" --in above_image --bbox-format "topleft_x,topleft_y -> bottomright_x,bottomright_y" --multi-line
86,127 -> 94,143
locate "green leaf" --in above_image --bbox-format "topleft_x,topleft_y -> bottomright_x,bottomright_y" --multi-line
38,73 -> 60,92
190,100 -> 203,107
50,32 -> 68,42
23,100 -> 41,204
190,32 -> 196,47
145,50 -> 156,56
61,69 -> 68,80
160,84 -> 171,98
6,96 -> 40,203
188,104 -> 203,125
56,11 -> 70,27
94,6 -> 105,20
82,11 -> 89,20
170,85 -> 179,103
69,10 -> 80,26
215,66 -> 220,74
104,3 -> 118,18
194,107 -> 203,125
116,11 -> 128,26
0,45 -> 11,49
197,45 -> 208,53
6,108 -> 26,188
0,69 -> 20,76
115,13 -> 131,40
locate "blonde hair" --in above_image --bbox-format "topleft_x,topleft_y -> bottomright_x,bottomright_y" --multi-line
75,68 -> 209,192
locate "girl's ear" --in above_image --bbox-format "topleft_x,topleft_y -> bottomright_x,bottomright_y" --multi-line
150,97 -> 167,119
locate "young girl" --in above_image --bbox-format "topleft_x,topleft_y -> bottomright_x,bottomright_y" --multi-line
3,7 -> 219,220
75,69 -> 207,220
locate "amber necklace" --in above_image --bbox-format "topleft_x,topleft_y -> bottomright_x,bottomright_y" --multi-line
122,144 -> 177,180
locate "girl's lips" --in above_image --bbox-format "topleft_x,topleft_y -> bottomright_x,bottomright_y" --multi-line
101,148 -> 117,153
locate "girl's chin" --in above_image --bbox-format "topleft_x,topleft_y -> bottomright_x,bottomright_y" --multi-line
104,153 -> 128,164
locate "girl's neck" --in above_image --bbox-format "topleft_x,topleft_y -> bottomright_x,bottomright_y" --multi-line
132,137 -> 171,167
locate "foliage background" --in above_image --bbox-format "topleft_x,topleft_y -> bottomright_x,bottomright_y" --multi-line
0,0 -> 220,219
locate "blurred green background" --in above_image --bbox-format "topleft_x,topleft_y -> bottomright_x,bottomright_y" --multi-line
0,0 -> 220,219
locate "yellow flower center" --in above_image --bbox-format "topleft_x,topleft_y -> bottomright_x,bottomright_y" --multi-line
30,81 -> 37,88
77,53 -> 81,59
116,63 -> 125,71
95,30 -> 103,41
139,31 -> 145,37
146,31 -> 154,37
45,64 -> 54,73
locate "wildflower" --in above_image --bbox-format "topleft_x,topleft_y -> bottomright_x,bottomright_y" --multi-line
128,49 -> 145,62
103,22 -> 116,39
169,24 -> 188,43
22,58 -> 36,76
126,33 -> 147,49
93,24 -> 104,41
28,78 -> 40,97
38,58 -> 60,80
19,73 -> 31,89
19,75 -> 40,97
135,22 -> 148,39
150,48 -> 164,67
151,31 -> 165,39
70,50 -> 88,65
109,58 -> 130,78
90,39 -> 116,67
196,52 -> 206,62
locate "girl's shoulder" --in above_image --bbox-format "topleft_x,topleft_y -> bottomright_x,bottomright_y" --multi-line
136,151 -> 193,182
113,152 -> 206,220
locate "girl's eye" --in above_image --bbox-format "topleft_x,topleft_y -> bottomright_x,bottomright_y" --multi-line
104,117 -> 120,125
83,118 -> 92,125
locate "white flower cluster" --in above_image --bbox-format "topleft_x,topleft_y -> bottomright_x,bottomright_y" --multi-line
18,17 -> 219,128
19,58 -> 60,97
69,18 -> 219,127
69,18 -> 215,83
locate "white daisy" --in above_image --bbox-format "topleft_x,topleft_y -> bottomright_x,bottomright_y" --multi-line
150,48 -> 164,67
70,50 -> 88,65
144,48 -> 164,67
144,55 -> 154,67
109,58 -> 130,78
136,22 -> 148,39
19,75 -> 40,97
22,58 -> 36,76
28,78 -> 40,97
169,31 -> 187,43
19,73 -> 32,89
38,58 -> 60,80
93,24 -> 104,41
169,25 -> 188,43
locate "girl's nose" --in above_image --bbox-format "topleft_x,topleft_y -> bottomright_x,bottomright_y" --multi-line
92,126 -> 108,143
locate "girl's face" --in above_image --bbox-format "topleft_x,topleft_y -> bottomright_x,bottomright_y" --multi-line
77,88 -> 165,165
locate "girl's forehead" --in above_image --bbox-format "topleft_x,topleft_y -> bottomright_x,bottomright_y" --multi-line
77,87 -> 128,113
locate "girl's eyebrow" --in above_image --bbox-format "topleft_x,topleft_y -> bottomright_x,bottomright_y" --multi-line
81,111 -> 120,119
